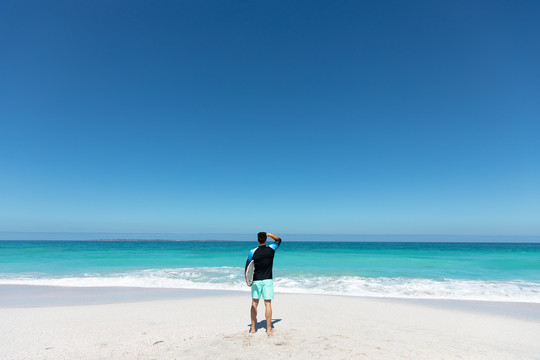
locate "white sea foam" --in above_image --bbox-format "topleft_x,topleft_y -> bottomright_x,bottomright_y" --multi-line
1,267 -> 539,303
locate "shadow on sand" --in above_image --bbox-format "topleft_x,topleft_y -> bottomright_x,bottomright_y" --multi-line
248,319 -> 282,332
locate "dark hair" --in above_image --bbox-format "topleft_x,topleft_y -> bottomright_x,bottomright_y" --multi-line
257,232 -> 267,244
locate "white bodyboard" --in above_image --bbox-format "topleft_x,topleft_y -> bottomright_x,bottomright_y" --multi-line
246,260 -> 255,286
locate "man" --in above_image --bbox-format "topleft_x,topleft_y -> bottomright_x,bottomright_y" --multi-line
245,232 -> 282,334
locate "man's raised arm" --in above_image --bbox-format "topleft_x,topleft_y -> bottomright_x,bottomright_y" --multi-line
267,233 -> 282,250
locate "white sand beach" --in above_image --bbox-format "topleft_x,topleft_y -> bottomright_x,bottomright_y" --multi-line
1,286 -> 539,360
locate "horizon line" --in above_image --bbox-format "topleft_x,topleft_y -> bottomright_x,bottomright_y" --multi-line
0,231 -> 538,243
1,231 -> 539,237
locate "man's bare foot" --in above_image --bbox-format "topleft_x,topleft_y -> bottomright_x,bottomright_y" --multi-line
266,329 -> 276,335
249,326 -> 256,333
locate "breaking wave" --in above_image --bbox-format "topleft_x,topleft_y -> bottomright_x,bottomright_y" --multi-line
1,267 -> 539,303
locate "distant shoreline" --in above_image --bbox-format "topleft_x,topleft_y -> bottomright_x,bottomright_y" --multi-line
2,238 -> 540,244
1,232 -> 539,242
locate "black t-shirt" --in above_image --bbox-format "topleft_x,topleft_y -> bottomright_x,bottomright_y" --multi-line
245,238 -> 282,281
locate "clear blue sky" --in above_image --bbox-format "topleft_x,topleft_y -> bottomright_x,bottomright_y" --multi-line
1,1 -> 539,237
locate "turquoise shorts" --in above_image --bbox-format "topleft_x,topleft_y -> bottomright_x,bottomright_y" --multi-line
251,279 -> 274,300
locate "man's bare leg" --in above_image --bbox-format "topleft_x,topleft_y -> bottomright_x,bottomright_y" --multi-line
250,299 -> 259,333
264,300 -> 275,334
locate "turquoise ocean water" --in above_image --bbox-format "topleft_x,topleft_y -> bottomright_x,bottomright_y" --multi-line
1,241 -> 539,302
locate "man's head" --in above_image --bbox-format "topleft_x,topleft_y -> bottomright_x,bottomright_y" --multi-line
257,232 -> 267,244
